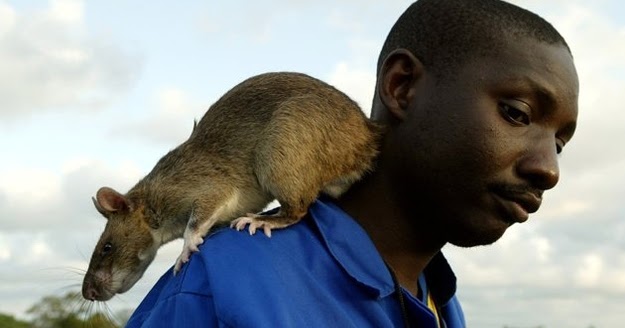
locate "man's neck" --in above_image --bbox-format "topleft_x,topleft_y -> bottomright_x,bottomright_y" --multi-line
335,166 -> 446,295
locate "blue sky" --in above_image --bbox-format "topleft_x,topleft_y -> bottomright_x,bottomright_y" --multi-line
1,0 -> 624,327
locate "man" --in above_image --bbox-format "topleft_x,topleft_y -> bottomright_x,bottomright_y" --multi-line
126,0 -> 578,327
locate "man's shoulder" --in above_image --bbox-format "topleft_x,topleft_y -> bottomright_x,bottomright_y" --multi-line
176,215 -> 338,311
194,199 -> 346,267
177,201 -> 351,295
183,214 -> 327,285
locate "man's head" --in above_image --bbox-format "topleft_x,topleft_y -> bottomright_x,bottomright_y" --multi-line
374,0 -> 569,118
374,0 -> 579,247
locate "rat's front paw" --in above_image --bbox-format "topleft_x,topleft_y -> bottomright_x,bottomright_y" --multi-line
173,233 -> 204,275
230,214 -> 281,237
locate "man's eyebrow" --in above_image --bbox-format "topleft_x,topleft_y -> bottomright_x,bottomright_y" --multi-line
502,75 -> 577,136
526,79 -> 578,138
513,76 -> 575,118
521,77 -> 557,110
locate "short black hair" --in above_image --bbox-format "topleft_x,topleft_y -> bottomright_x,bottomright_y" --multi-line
377,0 -> 570,78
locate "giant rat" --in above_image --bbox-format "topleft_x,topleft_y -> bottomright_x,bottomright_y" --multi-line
82,72 -> 381,302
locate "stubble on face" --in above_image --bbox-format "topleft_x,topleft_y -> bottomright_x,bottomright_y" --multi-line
387,37 -> 578,248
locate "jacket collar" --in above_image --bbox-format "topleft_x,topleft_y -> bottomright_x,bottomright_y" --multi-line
309,197 -> 395,298
309,197 -> 457,305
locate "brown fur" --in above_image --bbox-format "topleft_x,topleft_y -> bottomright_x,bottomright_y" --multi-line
82,72 -> 382,301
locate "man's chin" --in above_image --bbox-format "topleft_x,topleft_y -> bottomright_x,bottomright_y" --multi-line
448,223 -> 510,247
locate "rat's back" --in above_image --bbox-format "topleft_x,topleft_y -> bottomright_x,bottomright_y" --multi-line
188,72 -> 370,161
168,71 -> 381,271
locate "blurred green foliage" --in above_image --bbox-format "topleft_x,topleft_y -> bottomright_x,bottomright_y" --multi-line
1,291 -> 131,328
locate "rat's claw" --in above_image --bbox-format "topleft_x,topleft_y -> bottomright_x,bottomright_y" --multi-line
237,219 -> 249,231
173,252 -> 188,275
231,217 -> 250,231
173,244 -> 195,275
249,223 -> 257,235
231,214 -> 278,237
189,240 -> 202,253
263,225 -> 272,238
174,232 -> 205,275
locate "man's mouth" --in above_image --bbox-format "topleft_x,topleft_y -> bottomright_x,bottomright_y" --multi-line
491,185 -> 543,223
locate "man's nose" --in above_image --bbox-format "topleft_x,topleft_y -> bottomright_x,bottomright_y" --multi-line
517,137 -> 560,190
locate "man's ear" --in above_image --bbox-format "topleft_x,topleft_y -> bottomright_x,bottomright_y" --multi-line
93,187 -> 131,218
377,49 -> 424,121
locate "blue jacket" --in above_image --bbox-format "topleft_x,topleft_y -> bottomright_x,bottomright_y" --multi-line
126,198 -> 465,327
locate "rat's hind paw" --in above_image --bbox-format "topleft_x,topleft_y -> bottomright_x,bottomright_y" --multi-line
230,214 -> 283,237
173,233 -> 204,275
173,253 -> 188,275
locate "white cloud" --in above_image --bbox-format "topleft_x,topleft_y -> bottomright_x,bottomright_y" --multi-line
112,87 -> 208,145
48,0 -> 83,25
0,159 -> 143,232
0,2 -> 16,36
575,253 -> 603,288
197,3 -> 278,44
0,234 -> 11,261
327,62 -> 376,116
0,168 -> 62,206
0,0 -> 140,121
327,9 -> 365,34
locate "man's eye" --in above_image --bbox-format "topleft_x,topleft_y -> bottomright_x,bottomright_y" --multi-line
499,102 -> 530,126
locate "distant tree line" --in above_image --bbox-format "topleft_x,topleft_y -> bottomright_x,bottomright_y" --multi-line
0,291 -> 131,328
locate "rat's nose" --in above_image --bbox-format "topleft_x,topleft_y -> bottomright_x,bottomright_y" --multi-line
82,282 -> 100,301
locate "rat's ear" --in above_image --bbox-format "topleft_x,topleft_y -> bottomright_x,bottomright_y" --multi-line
377,48 -> 424,121
189,119 -> 198,138
93,187 -> 131,218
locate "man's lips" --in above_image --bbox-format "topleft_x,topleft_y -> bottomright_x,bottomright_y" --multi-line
491,185 -> 543,223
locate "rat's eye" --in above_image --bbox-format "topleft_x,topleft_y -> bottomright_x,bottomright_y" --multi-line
102,243 -> 113,256
499,101 -> 531,126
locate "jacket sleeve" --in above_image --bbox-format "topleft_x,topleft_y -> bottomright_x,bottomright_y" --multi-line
125,257 -> 221,328
125,291 -> 219,328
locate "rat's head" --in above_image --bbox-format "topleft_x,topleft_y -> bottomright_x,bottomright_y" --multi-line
82,186 -> 159,302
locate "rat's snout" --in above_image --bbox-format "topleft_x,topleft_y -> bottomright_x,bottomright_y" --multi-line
82,269 -> 115,301
82,280 -> 100,301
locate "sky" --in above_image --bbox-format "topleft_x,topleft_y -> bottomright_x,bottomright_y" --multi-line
0,0 -> 623,327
